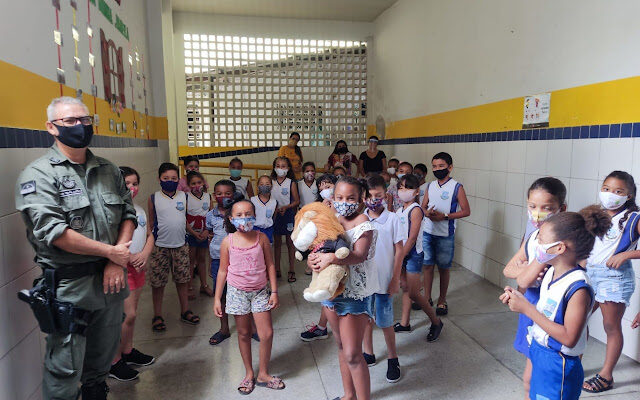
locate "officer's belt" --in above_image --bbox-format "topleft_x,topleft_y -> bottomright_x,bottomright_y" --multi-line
40,260 -> 107,280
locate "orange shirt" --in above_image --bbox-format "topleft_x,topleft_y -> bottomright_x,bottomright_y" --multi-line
278,145 -> 303,179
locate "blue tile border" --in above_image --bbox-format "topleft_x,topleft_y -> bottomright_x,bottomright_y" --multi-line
0,127 -> 158,149
181,146 -> 280,161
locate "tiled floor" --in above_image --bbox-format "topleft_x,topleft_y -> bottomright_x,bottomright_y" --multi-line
109,262 -> 640,399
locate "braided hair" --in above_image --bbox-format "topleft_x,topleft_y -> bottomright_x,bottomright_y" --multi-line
604,171 -> 639,230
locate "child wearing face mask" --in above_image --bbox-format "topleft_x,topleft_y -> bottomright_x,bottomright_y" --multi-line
178,156 -> 209,192
214,199 -> 283,394
271,156 -> 301,282
185,171 -> 214,299
229,157 -> 254,199
582,171 -> 640,393
501,206 -> 611,400
299,162 -> 318,207
148,163 -> 199,332
251,175 -> 277,244
502,177 -> 567,398
414,163 -> 428,204
109,167 -> 155,381
206,180 -> 237,345
387,158 -> 400,187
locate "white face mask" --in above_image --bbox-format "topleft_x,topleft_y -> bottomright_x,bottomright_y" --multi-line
320,188 -> 334,200
397,173 -> 406,179
387,167 -> 396,175
599,191 -> 628,210
275,168 -> 288,177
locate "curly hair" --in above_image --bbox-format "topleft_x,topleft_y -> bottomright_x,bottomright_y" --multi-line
545,205 -> 611,260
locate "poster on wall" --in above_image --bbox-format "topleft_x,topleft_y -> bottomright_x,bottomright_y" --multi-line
522,93 -> 550,128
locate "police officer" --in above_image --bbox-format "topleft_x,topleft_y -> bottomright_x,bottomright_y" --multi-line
16,97 -> 137,400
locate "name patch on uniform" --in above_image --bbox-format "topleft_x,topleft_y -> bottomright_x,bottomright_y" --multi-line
20,180 -> 36,195
70,216 -> 84,230
60,188 -> 83,197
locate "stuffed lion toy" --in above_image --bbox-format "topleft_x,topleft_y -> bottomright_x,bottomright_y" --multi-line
292,202 -> 350,302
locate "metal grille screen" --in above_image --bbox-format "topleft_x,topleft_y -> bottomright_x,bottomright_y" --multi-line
183,35 -> 367,148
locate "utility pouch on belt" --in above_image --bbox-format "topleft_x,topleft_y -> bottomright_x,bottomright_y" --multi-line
17,268 -> 91,335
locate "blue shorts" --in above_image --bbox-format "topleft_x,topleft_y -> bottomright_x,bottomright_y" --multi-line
372,293 -> 394,328
254,226 -> 274,243
513,287 -> 540,357
587,262 -> 635,306
273,208 -> 295,236
186,234 -> 208,248
529,340 -> 583,400
403,247 -> 425,274
322,294 -> 373,318
422,232 -> 455,269
210,259 -> 227,298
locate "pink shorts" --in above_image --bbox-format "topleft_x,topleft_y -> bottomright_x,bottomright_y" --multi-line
127,264 -> 146,290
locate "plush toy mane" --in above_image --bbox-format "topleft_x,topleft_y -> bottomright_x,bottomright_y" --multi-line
295,202 -> 345,247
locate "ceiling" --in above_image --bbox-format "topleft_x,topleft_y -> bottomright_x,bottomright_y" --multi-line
172,0 -> 398,22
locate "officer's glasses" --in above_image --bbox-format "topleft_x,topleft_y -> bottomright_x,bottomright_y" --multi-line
50,116 -> 94,126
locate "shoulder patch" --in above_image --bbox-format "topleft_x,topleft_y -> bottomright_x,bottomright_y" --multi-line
20,180 -> 36,195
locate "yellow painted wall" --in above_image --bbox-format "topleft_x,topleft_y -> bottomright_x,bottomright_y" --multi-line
0,60 -> 168,140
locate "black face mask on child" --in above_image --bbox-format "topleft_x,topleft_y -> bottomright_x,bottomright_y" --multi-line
433,168 -> 449,180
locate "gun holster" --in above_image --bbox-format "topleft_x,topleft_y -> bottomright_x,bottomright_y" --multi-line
17,269 -> 91,335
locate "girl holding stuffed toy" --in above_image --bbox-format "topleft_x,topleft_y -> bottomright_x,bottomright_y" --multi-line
214,199 -> 283,394
308,176 -> 377,400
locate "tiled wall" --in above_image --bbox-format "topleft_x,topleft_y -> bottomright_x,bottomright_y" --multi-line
383,131 -> 640,361
0,141 -> 168,400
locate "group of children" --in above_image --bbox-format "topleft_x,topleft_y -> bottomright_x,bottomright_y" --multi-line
109,148 -> 640,400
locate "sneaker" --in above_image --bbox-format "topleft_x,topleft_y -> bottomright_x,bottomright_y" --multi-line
109,359 -> 139,381
363,352 -> 376,367
426,320 -> 444,342
386,358 -> 401,383
122,348 -> 155,366
393,322 -> 411,333
300,325 -> 329,342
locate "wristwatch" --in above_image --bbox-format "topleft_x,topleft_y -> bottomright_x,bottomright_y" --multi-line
444,213 -> 449,220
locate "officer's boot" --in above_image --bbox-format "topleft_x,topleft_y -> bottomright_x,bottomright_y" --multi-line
81,381 -> 109,400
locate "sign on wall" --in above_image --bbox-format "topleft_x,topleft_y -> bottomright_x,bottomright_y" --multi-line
522,93 -> 550,128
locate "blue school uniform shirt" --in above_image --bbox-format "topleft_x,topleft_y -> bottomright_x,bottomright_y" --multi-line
206,207 -> 227,260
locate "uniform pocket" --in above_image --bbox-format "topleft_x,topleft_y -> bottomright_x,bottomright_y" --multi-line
101,191 -> 124,225
44,333 -> 79,377
61,195 -> 92,232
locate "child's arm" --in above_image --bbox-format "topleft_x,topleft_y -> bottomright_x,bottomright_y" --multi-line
420,187 -> 430,214
289,180 -> 300,209
388,241 -> 404,295
130,225 -> 155,271
401,207 -> 423,258
428,186 -> 471,221
186,219 -> 200,238
607,214 -> 640,268
246,181 -> 255,198
516,259 -> 547,289
213,238 -> 230,317
632,312 -> 640,329
503,240 -> 528,279
308,227 -> 373,271
386,193 -> 394,212
147,196 -> 155,236
503,286 -> 591,348
261,234 -> 279,309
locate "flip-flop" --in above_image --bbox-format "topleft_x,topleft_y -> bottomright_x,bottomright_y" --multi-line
209,331 -> 231,345
436,302 -> 448,316
180,310 -> 200,325
152,316 -> 166,332
237,378 -> 255,395
288,271 -> 297,283
256,376 -> 285,390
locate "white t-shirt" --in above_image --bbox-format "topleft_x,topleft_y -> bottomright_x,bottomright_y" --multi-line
396,202 -> 424,253
186,192 -> 211,233
152,190 -> 187,248
366,208 -> 406,294
130,204 -> 148,254
251,195 -> 277,228
298,180 -> 318,207
272,178 -> 292,206
231,177 -> 250,199
422,178 -> 462,237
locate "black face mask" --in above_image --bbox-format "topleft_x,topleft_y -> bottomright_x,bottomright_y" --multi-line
433,168 -> 449,180
336,147 -> 347,154
54,123 -> 94,148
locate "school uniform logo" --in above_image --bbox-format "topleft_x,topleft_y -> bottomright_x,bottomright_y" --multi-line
138,215 -> 147,227
541,298 -> 558,317
441,191 -> 450,200
266,209 -> 273,218
176,201 -> 185,211
605,226 -> 619,240
281,188 -> 289,196
202,202 -> 209,211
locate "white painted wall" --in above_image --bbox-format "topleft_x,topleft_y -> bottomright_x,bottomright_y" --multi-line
371,0 -> 640,360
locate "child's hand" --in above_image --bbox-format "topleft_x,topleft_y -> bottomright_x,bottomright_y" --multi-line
198,231 -> 209,241
308,252 -> 334,272
129,252 -> 148,271
499,291 -> 511,304
503,286 -> 530,313
387,277 -> 400,295
276,207 -> 286,216
428,210 -> 445,221
214,298 -> 223,318
632,312 -> 640,329
606,253 -> 628,269
269,293 -> 279,310
536,266 -> 549,282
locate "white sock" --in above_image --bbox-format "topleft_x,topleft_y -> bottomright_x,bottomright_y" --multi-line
317,325 -> 326,330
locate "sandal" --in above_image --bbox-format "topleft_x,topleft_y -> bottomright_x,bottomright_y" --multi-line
209,331 -> 231,345
583,374 -> 614,393
288,271 -> 297,283
152,316 -> 166,332
436,302 -> 448,316
237,378 -> 256,395
200,284 -> 214,297
256,376 -> 285,390
180,310 -> 200,325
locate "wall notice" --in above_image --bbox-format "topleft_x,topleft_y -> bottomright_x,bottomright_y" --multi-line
523,93 -> 550,128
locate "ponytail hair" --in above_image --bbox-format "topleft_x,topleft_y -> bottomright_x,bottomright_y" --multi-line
604,170 -> 638,230
336,175 -> 369,201
546,205 -> 612,260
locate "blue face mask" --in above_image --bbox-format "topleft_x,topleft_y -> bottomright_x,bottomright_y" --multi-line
230,169 -> 242,178
333,201 -> 359,217
231,216 -> 256,232
54,123 -> 94,148
160,180 -> 179,193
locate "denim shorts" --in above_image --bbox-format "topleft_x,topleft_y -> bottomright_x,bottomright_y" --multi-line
372,293 -> 394,328
423,232 -> 455,269
322,294 -> 373,318
587,262 -> 636,306
403,247 -> 425,274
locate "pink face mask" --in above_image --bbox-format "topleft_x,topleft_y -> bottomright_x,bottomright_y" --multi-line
397,189 -> 417,203
130,186 -> 139,199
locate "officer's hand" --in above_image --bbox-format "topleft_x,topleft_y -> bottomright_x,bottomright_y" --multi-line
108,241 -> 132,266
104,262 -> 126,294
